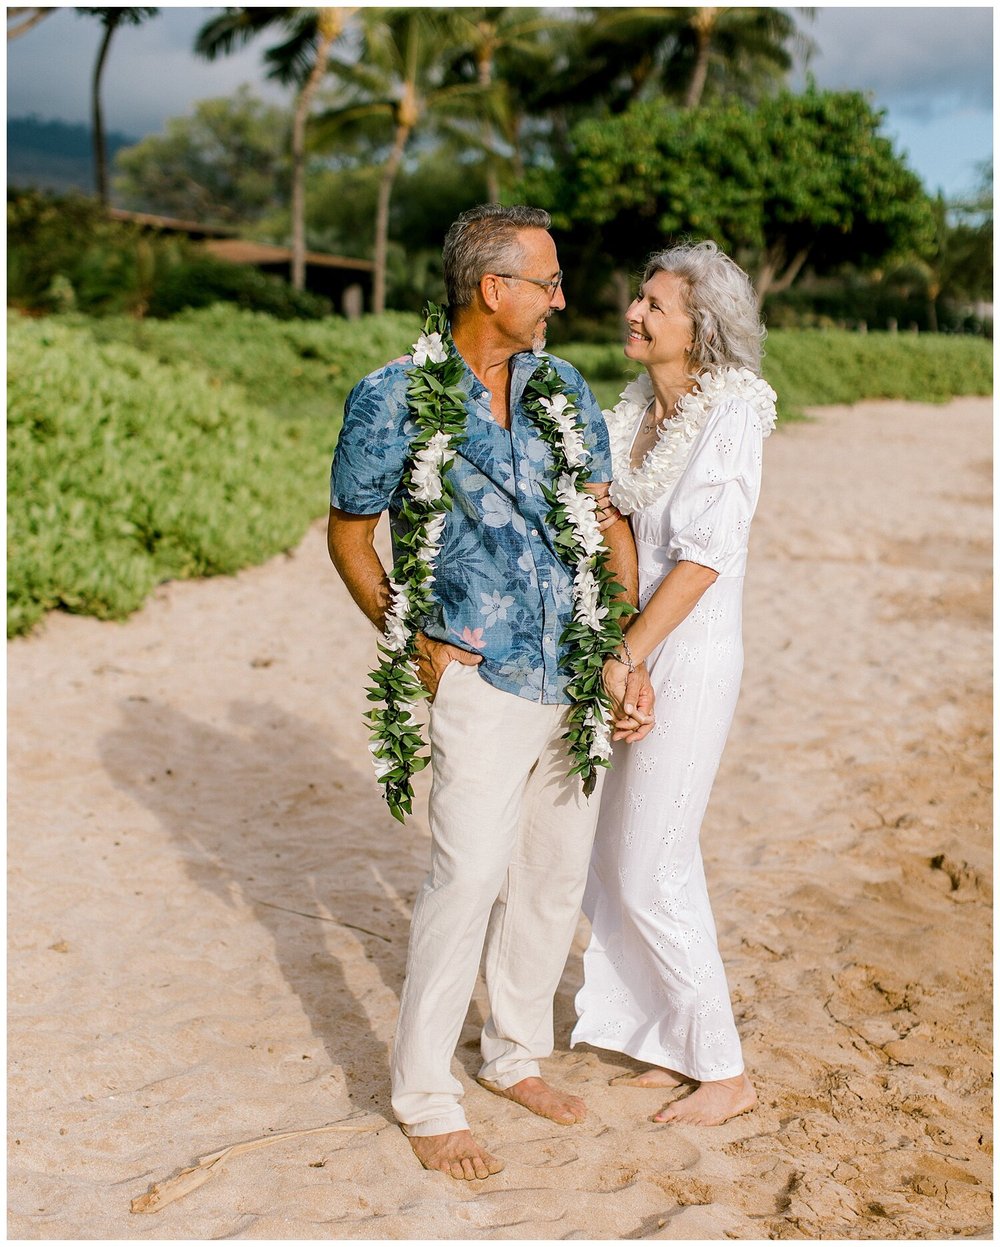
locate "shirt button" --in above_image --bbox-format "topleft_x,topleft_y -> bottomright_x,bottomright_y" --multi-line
531,529 -> 539,536
542,581 -> 549,590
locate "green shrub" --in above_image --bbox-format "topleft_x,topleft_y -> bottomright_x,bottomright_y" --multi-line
7,314 -> 325,636
558,330 -> 993,416
147,256 -> 331,320
7,305 -> 422,636
763,330 -> 993,412
8,308 -> 992,638
79,304 -> 416,430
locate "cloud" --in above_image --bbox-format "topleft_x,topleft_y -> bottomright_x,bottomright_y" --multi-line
100,9 -> 288,133
7,7 -> 286,137
797,6 -> 993,119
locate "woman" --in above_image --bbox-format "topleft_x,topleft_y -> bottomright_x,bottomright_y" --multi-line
573,240 -> 776,1126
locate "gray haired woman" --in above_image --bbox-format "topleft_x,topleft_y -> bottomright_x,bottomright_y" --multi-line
573,241 -> 776,1125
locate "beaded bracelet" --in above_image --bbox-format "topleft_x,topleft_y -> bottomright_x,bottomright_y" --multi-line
614,634 -> 636,674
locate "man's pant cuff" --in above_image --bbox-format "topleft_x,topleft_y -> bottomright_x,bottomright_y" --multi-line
478,1059 -> 541,1090
398,1109 -> 469,1138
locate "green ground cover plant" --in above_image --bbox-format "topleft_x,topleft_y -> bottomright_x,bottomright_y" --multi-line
8,308 -> 992,636
10,315 -> 327,635
80,305 -> 416,426
556,330 -> 994,414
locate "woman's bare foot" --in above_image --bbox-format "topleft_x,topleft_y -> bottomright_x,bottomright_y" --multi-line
477,1075 -> 587,1124
652,1073 -> 757,1126
610,1065 -> 687,1089
406,1129 -> 505,1180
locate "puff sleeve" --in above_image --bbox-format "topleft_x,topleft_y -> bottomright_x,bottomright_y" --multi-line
664,397 -> 763,576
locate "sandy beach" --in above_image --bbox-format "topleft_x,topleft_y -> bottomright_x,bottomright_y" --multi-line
8,396 -> 992,1240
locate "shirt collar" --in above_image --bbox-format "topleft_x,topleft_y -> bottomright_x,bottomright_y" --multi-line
452,345 -> 545,408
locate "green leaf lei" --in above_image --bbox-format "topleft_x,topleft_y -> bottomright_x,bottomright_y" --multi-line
366,303 -> 632,821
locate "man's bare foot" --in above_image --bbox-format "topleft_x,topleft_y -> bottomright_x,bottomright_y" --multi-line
610,1065 -> 687,1089
406,1129 -> 505,1180
652,1073 -> 757,1126
477,1075 -> 587,1125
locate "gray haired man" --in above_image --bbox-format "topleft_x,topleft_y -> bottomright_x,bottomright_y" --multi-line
328,205 -> 653,1179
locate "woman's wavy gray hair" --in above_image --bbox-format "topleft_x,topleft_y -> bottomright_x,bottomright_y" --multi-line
643,240 -> 765,373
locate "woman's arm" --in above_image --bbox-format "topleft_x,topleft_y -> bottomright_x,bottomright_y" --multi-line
601,560 -> 717,728
621,560 -> 719,665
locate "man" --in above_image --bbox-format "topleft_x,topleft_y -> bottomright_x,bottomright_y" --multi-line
328,204 -> 653,1181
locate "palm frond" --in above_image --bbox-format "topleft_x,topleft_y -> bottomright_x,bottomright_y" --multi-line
194,7 -> 289,61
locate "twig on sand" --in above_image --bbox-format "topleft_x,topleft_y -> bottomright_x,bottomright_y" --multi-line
130,1113 -> 385,1214
250,897 -> 392,942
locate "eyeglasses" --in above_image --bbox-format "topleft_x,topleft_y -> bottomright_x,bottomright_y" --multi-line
493,270 -> 564,293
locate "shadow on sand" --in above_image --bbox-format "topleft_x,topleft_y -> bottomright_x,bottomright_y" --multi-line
100,695 -> 422,1120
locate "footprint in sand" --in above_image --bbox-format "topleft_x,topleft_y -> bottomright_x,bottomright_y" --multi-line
499,1135 -> 580,1168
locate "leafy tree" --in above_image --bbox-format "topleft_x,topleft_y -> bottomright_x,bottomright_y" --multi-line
274,146 -> 488,310
76,7 -> 159,207
114,88 -> 292,225
530,87 -> 935,305
936,161 -> 993,310
312,8 -> 489,313
195,6 -> 355,289
890,163 -> 993,331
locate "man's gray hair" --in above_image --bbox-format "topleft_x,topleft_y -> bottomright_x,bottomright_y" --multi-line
443,204 -> 551,310
643,240 -> 765,373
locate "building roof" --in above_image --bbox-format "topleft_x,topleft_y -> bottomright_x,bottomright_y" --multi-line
108,208 -> 374,271
107,208 -> 239,238
203,238 -> 374,273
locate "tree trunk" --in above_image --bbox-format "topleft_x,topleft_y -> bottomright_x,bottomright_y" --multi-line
373,119 -> 411,315
290,8 -> 347,291
372,19 -> 420,315
92,15 -> 118,207
684,8 -> 719,109
754,242 -> 810,307
476,43 -> 500,203
610,269 -> 632,331
927,280 -> 941,333
508,111 -> 525,182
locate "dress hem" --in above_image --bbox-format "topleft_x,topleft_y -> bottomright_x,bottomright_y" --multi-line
570,1028 -> 745,1083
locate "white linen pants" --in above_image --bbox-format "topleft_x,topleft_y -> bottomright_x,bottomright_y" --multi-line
390,662 -> 604,1137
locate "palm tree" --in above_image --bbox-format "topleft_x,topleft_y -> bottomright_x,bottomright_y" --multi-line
677,6 -> 816,109
535,7 -> 813,122
445,8 -> 565,202
312,9 -> 490,314
195,7 -> 355,291
77,8 -> 159,206
685,6 -> 722,108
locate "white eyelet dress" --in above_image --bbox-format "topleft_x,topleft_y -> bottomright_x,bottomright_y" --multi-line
571,379 -> 770,1082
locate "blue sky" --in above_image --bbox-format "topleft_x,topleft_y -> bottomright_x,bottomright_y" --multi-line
6,5 -> 994,199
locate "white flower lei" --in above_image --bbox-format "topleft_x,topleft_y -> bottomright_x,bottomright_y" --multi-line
606,367 -> 777,515
366,305 -> 629,821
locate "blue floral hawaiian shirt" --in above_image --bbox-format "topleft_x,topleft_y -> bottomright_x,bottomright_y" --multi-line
330,348 -> 613,705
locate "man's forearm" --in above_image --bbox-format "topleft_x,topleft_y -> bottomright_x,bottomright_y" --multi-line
601,515 -> 640,613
